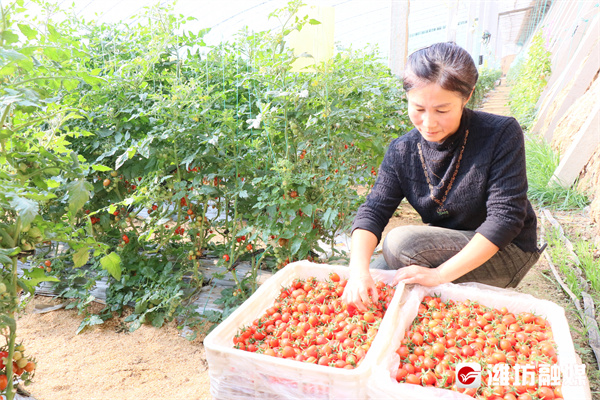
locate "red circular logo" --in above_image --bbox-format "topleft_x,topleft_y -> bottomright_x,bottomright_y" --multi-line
457,365 -> 478,385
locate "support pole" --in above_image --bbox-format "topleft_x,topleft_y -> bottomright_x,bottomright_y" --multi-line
389,0 -> 410,78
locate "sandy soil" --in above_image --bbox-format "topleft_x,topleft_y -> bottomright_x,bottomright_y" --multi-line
17,299 -> 212,400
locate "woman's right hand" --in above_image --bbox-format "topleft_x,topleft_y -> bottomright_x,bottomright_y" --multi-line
341,270 -> 379,312
342,229 -> 380,311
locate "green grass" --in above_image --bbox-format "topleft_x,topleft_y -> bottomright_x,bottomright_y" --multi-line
545,228 -> 582,296
544,224 -> 600,309
574,240 -> 600,298
525,135 -> 590,210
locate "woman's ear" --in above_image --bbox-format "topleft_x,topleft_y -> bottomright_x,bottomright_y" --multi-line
466,86 -> 476,103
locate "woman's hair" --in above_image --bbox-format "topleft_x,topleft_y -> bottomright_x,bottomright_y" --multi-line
403,42 -> 478,100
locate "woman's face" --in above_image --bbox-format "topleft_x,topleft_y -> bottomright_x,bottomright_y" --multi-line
406,83 -> 468,143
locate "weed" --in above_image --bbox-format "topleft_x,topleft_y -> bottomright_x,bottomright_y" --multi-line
526,136 -> 590,210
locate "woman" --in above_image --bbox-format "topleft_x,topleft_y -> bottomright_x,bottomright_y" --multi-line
342,42 -> 542,311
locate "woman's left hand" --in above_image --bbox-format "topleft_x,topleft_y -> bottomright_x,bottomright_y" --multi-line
392,265 -> 445,287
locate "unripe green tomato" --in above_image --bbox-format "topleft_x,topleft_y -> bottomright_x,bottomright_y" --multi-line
0,283 -> 6,294
17,357 -> 28,369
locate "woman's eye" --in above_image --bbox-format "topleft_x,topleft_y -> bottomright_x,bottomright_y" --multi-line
437,110 -> 448,114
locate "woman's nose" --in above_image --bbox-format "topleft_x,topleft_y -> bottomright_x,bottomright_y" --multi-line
422,112 -> 436,129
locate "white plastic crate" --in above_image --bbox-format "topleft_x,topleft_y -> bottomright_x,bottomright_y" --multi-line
367,283 -> 593,400
204,260 -> 405,400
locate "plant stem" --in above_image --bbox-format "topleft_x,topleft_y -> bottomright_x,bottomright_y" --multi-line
5,217 -> 22,400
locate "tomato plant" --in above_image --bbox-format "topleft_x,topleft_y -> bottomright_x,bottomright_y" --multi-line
37,0 -> 408,322
395,296 -> 563,399
0,0 -> 118,396
0,342 -> 36,395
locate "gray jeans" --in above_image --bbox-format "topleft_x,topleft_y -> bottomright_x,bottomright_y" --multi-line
379,225 -> 542,288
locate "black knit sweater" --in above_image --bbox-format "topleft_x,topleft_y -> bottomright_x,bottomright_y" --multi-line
352,108 -> 538,253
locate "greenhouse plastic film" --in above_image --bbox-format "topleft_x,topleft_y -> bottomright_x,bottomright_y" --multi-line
204,261 -> 405,400
367,283 -> 592,400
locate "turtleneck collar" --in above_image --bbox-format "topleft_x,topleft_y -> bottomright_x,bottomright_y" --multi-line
420,107 -> 472,152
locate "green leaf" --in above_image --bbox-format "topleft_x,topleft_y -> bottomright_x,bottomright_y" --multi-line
73,247 -> 90,268
0,247 -> 19,265
46,179 -> 60,188
31,174 -> 48,190
290,237 -> 302,255
91,164 -> 112,172
76,315 -> 104,334
47,25 -> 61,42
322,207 -> 336,228
129,319 -> 142,332
301,204 -> 313,217
0,247 -> 20,257
0,49 -> 27,64
266,204 -> 277,218
77,71 -> 105,86
63,79 -> 79,91
0,315 -> 16,330
17,23 -> 37,40
9,196 -> 38,227
198,185 -> 217,196
67,179 -> 91,215
100,252 -> 121,280
308,19 -> 322,25
152,313 -> 165,327
21,267 -> 60,293
1,30 -> 19,45
115,150 -> 131,170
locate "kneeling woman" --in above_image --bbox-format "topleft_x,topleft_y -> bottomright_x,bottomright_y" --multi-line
342,42 -> 543,311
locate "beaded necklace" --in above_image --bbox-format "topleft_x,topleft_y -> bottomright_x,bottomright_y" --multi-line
417,129 -> 469,217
